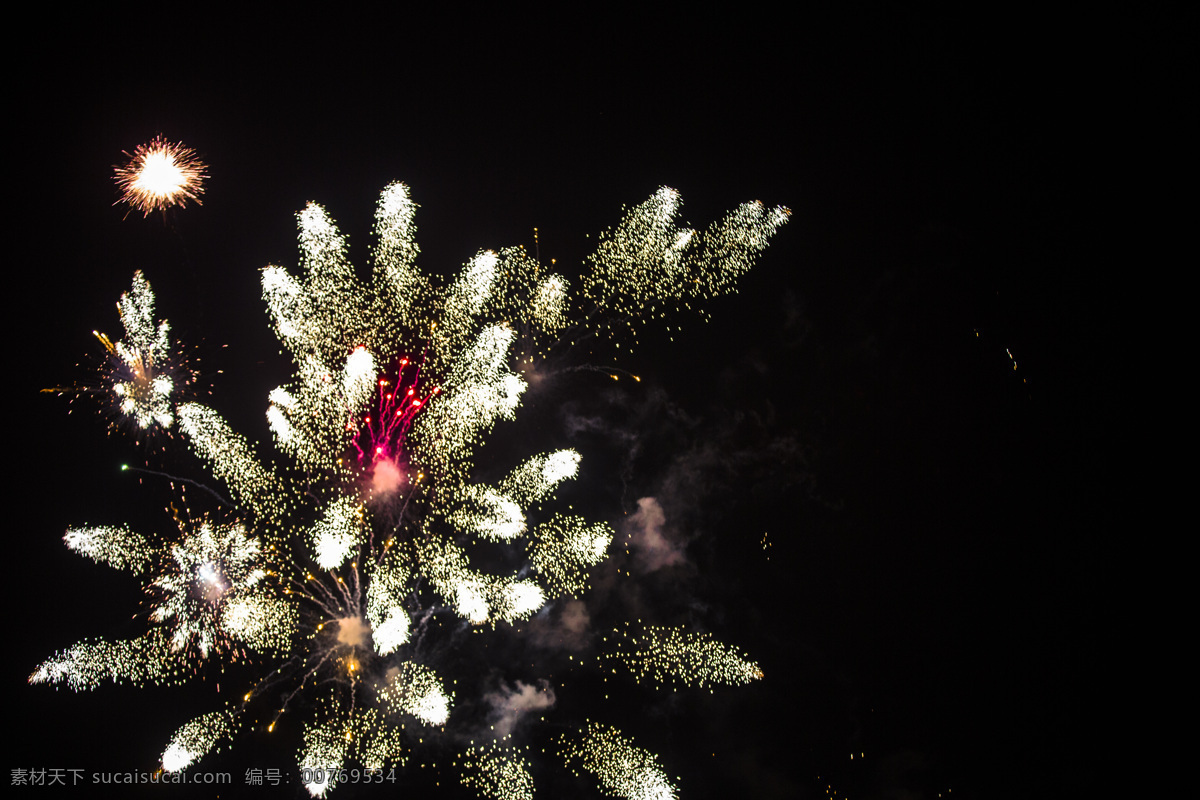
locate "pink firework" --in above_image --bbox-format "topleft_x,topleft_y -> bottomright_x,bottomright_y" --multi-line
351,353 -> 439,495
114,136 -> 208,217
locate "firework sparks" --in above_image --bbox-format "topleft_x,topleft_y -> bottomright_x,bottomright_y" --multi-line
32,518 -> 294,690
600,622 -> 764,690
148,520 -> 293,657
113,135 -> 208,217
34,181 -> 786,796
558,722 -> 678,800
83,270 -> 193,433
455,741 -> 535,800
161,710 -> 236,772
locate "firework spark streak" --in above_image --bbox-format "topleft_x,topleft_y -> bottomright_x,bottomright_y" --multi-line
33,182 -> 787,797
113,135 -> 208,217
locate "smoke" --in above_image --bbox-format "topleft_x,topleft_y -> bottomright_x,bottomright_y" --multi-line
559,599 -> 590,642
335,616 -> 371,648
482,679 -> 556,738
529,598 -> 592,651
369,457 -> 406,497
625,496 -> 687,572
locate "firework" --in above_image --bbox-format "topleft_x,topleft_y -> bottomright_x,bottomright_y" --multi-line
558,722 -> 678,800
34,181 -> 786,796
79,270 -> 194,434
147,520 -> 293,657
161,710 -> 236,772
113,135 -> 208,217
600,622 -> 763,690
455,741 -> 535,800
31,518 -> 294,691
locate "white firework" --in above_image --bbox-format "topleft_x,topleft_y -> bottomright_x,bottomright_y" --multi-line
90,271 -> 185,431
34,181 -> 785,796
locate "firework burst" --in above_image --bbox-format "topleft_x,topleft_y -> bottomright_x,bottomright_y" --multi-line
96,270 -> 191,431
33,181 -> 788,797
44,270 -> 199,447
113,135 -> 208,217
30,518 -> 293,690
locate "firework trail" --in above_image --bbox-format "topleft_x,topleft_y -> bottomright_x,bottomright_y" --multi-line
32,181 -> 787,797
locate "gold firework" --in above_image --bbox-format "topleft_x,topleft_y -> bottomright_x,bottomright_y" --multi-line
114,135 -> 208,217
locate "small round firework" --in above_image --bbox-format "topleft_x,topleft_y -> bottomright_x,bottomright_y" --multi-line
114,135 -> 208,217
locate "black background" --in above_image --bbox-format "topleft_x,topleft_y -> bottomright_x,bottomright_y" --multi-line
12,6 -> 1143,799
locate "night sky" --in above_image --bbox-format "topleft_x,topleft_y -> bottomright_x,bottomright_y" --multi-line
13,8 -> 1126,799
